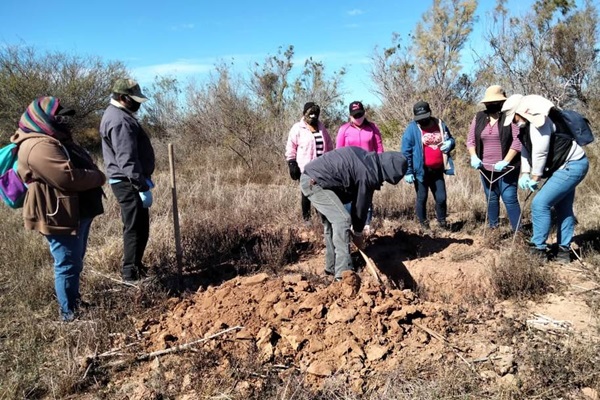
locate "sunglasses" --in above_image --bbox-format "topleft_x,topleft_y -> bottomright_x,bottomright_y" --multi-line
352,112 -> 365,119
54,115 -> 71,124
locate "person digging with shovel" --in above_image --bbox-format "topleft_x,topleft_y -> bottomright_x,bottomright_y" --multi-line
300,146 -> 407,281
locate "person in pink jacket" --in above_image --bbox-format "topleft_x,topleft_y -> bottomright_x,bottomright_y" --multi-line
285,102 -> 334,222
336,101 -> 384,232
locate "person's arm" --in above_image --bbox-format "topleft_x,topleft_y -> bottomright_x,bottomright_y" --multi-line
285,124 -> 298,160
109,121 -> 146,189
27,140 -> 106,192
467,117 -> 477,156
443,122 -> 455,151
529,121 -> 552,180
322,125 -> 334,153
400,126 -> 414,176
352,183 -> 373,233
372,123 -> 384,153
336,125 -> 347,148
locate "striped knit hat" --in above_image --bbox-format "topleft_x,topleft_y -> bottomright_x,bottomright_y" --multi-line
18,96 -> 69,137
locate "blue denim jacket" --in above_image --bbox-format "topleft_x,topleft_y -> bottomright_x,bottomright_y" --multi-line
400,119 -> 455,182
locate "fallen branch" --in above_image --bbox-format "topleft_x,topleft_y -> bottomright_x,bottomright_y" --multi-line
413,322 -> 475,373
88,269 -> 139,288
106,325 -> 243,367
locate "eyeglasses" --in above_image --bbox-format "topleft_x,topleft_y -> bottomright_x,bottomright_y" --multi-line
352,112 -> 365,119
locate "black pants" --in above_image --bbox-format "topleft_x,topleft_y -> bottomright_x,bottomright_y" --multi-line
414,167 -> 447,224
111,181 -> 150,279
301,192 -> 312,221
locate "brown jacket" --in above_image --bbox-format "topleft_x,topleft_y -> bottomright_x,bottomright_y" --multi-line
10,131 -> 106,235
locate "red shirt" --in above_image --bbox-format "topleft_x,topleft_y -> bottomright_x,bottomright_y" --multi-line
421,124 -> 444,169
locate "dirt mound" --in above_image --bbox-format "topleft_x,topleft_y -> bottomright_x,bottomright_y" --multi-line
138,271 -> 449,384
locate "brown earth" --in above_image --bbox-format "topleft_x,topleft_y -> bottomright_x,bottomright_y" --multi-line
98,221 -> 598,399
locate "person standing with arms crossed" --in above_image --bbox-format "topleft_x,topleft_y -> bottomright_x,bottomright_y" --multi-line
285,102 -> 334,224
100,79 -> 156,282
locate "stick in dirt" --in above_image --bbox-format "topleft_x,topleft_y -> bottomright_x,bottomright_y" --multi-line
168,143 -> 183,288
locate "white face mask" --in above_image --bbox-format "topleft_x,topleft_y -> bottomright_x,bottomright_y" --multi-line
352,116 -> 365,126
516,120 -> 528,128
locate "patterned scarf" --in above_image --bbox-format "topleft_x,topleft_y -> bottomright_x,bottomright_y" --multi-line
18,96 -> 65,138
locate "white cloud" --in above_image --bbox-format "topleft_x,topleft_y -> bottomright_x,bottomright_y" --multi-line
347,9 -> 364,16
170,23 -> 195,31
131,60 -> 213,84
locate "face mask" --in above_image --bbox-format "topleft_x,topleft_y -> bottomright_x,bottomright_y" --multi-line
417,117 -> 432,127
516,120 -> 528,128
123,95 -> 141,113
352,116 -> 365,126
305,115 -> 318,126
485,102 -> 503,113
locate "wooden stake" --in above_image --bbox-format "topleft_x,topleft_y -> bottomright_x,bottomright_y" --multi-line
168,143 -> 183,288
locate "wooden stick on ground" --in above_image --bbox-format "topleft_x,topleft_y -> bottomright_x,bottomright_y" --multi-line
106,325 -> 243,367
413,322 -> 476,373
358,249 -> 383,285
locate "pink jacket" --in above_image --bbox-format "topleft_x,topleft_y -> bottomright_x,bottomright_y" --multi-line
336,121 -> 384,153
285,119 -> 334,171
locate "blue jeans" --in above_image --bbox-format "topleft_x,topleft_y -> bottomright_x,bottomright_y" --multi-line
45,218 -> 94,318
480,168 -> 521,230
530,157 -> 589,249
344,203 -> 373,226
414,168 -> 447,224
300,174 -> 352,278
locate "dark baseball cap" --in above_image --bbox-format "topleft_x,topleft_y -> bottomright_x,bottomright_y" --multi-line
349,101 -> 365,116
413,101 -> 431,121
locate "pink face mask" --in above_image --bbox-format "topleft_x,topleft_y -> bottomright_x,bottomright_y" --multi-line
352,116 -> 365,126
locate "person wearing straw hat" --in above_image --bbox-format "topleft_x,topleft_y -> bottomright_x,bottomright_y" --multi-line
501,94 -> 589,262
467,85 -> 521,231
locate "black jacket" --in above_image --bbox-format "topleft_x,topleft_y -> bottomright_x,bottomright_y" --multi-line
303,146 -> 406,231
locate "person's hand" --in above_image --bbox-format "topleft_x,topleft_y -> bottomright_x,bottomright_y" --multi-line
527,179 -> 539,192
288,160 -> 301,180
404,174 -> 415,184
494,160 -> 509,172
440,140 -> 452,153
518,174 -> 531,190
139,190 -> 153,208
352,232 -> 365,250
470,155 -> 483,169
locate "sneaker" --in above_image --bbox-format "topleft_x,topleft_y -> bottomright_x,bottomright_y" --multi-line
554,246 -> 571,264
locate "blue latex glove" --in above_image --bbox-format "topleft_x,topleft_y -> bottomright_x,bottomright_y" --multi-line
518,174 -> 531,190
440,140 -> 452,153
404,174 -> 415,184
139,190 -> 153,208
494,160 -> 509,172
146,178 -> 155,189
470,155 -> 483,169
527,179 -> 539,192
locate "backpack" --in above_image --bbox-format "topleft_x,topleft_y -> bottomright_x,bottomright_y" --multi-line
0,143 -> 27,208
549,108 -> 595,146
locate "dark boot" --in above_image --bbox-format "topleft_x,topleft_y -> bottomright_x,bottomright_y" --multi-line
554,246 -> 572,264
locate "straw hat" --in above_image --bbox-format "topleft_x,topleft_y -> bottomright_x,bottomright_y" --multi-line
480,85 -> 507,103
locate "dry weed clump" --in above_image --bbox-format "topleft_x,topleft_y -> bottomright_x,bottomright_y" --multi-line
489,247 -> 560,300
518,336 -> 600,399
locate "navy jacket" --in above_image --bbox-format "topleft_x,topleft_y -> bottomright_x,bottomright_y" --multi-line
303,146 -> 406,231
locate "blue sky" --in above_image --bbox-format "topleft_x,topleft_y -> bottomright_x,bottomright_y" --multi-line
1,0 -> 536,107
